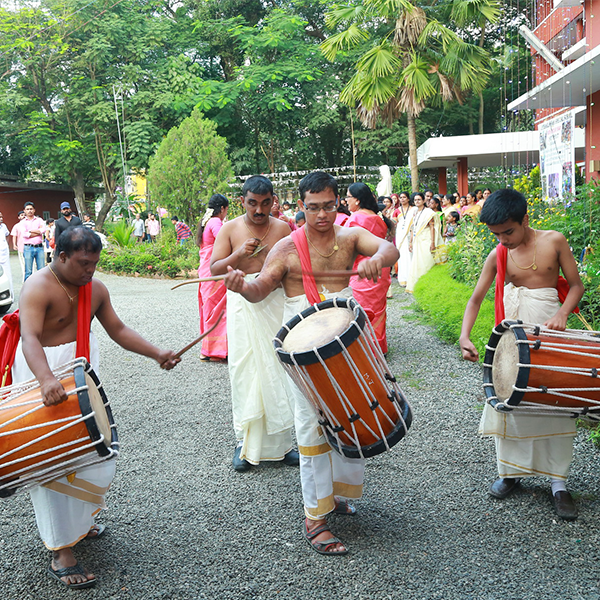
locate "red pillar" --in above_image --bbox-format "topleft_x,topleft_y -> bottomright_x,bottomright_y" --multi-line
438,167 -> 447,195
457,157 -> 469,196
586,91 -> 600,182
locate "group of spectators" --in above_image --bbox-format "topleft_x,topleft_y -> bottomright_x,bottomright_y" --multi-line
5,201 -> 96,285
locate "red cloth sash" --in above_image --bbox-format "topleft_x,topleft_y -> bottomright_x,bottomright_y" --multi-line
76,282 -> 92,362
291,228 -> 321,305
0,311 -> 20,387
494,243 -> 577,324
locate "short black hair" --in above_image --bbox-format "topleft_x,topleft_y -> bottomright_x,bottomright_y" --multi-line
480,189 -> 528,225
171,216 -> 178,221
295,211 -> 305,223
299,171 -> 338,202
56,226 -> 102,257
242,175 -> 273,197
449,211 -> 460,222
24,202 -> 34,208
17,210 -> 24,216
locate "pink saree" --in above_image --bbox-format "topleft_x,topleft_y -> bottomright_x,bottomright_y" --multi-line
198,218 -> 227,359
345,212 -> 391,353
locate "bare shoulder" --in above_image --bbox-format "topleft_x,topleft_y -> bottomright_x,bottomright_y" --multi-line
539,229 -> 567,245
271,218 -> 292,238
20,268 -> 52,304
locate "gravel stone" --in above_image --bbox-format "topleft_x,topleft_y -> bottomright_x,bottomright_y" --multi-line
1,262 -> 600,599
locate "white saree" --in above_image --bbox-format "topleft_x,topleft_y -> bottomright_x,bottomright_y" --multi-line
227,275 -> 295,464
406,207 -> 438,293
282,287 -> 366,520
479,284 -> 576,479
12,335 -> 116,550
395,206 -> 416,286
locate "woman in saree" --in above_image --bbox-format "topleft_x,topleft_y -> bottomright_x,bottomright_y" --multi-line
406,192 -> 442,293
393,191 -> 415,287
196,194 -> 229,362
345,182 -> 393,353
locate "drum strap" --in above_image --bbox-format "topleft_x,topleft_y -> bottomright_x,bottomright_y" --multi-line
75,282 -> 93,362
291,229 -> 321,305
494,243 -> 577,324
43,477 -> 108,507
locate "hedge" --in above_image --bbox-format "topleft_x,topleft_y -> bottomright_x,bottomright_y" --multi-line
412,263 -> 495,361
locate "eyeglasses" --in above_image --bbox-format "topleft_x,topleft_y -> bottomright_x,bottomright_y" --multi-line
303,202 -> 338,214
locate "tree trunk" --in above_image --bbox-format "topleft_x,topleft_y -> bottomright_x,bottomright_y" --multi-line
478,90 -> 484,135
407,113 -> 419,192
72,169 -> 87,217
95,191 -> 117,232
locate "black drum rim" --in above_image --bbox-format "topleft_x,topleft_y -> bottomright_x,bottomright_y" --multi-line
75,361 -> 118,457
483,320 -> 530,408
273,297 -> 366,366
324,391 -> 413,459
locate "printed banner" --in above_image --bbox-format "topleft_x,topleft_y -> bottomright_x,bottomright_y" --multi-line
539,111 -> 575,200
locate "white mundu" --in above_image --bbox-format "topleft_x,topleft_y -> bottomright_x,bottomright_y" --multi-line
12,335 -> 116,550
479,283 -> 576,479
227,274 -> 295,464
283,287 -> 365,520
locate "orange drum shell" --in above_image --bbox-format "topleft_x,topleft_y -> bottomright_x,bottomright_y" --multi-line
520,333 -> 600,407
302,346 -> 398,449
0,375 -> 91,482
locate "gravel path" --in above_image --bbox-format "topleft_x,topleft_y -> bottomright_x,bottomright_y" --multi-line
2,263 -> 600,599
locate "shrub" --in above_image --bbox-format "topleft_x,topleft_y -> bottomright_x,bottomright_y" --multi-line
160,259 -> 180,278
110,220 -> 136,248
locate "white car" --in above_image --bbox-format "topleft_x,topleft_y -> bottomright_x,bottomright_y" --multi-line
0,263 -> 13,314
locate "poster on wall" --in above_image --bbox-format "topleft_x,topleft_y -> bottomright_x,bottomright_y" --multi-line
539,111 -> 575,200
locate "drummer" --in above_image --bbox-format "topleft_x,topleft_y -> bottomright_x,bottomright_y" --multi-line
459,189 -> 584,520
13,227 -> 180,589
224,171 -> 399,555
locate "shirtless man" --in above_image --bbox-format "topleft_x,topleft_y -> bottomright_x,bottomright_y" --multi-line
224,171 -> 399,554
459,188 -> 584,520
17,227 -> 179,588
211,175 -> 299,471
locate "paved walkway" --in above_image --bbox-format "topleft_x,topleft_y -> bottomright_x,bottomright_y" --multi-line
1,269 -> 600,599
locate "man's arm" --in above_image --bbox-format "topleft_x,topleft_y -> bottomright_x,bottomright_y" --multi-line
223,239 -> 289,302
354,228 -> 400,282
94,281 -> 180,369
544,232 -> 584,330
459,249 -> 498,362
19,285 -> 68,406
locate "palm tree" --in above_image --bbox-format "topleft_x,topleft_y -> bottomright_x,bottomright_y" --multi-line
450,0 -> 501,134
321,0 -> 491,191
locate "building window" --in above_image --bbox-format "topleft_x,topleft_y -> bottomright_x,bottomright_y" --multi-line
43,211 -> 50,221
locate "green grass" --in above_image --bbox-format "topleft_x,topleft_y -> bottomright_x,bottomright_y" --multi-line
412,263 -> 495,362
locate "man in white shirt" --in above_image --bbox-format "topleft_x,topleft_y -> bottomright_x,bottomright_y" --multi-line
132,214 -> 145,242
0,211 -> 13,297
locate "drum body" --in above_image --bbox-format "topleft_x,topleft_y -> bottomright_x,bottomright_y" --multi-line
274,298 -> 412,459
0,358 -> 119,495
483,320 -> 600,417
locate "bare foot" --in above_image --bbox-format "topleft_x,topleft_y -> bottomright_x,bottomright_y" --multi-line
304,518 -> 347,554
51,548 -> 95,587
85,523 -> 105,539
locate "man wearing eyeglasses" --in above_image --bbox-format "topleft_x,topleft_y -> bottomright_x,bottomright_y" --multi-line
211,175 -> 300,473
224,171 -> 399,556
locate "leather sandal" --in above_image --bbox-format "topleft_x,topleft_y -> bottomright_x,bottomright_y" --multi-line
303,519 -> 348,556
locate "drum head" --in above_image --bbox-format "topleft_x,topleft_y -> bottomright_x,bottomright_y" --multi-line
492,331 -> 519,402
281,307 -> 354,353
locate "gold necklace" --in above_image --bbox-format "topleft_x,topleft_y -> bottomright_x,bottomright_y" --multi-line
243,215 -> 271,242
48,265 -> 78,304
508,229 -> 538,271
305,227 -> 338,258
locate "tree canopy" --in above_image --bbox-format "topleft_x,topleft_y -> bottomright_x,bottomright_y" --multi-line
0,0 -> 535,215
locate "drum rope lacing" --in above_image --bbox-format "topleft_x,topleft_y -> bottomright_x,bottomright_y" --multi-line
278,301 -> 410,458
0,358 -> 119,493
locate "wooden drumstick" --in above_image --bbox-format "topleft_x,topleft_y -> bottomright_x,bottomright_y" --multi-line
173,310 -> 225,359
171,276 -> 226,290
302,270 -> 359,278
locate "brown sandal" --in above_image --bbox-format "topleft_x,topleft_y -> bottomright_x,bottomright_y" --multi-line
303,519 -> 348,556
